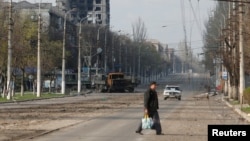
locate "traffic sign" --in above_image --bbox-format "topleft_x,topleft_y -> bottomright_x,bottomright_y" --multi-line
222,71 -> 228,80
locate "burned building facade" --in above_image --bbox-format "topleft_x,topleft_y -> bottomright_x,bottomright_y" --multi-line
48,0 -> 110,69
55,0 -> 110,25
49,0 -> 110,40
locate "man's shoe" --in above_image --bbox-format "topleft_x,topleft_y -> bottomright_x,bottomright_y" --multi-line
156,133 -> 164,135
135,130 -> 143,135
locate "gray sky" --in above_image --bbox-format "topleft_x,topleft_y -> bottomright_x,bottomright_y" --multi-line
110,0 -> 216,55
12,0 -> 217,54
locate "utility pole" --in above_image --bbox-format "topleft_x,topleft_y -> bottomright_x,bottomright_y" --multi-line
104,28 -> 107,73
7,0 -> 12,100
62,9 -> 75,94
239,0 -> 245,104
78,21 -> 82,94
138,43 -> 141,78
232,2 -> 237,99
133,44 -> 136,77
112,34 -> 115,71
36,0 -> 41,97
119,39 -> 122,72
96,25 -> 108,73
111,30 -> 121,72
125,44 -> 128,74
226,1 -> 232,98
173,51 -> 175,74
78,17 -> 88,94
61,11 -> 67,94
96,29 -> 100,75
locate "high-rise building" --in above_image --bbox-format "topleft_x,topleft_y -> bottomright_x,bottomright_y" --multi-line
49,0 -> 110,43
48,0 -> 110,69
53,0 -> 110,25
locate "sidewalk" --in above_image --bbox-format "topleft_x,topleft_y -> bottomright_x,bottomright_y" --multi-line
193,92 -> 250,123
222,96 -> 250,123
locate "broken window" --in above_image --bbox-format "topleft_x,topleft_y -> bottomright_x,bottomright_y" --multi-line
96,14 -> 102,20
95,7 -> 101,11
88,13 -> 92,17
96,0 -> 101,4
88,6 -> 93,11
98,20 -> 102,24
87,0 -> 92,4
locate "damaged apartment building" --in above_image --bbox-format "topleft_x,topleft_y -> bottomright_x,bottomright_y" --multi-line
49,0 -> 110,42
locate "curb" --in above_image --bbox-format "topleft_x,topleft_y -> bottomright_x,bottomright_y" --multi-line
222,97 -> 250,123
0,93 -> 85,105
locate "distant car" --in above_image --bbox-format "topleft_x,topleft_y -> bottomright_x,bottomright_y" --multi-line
163,85 -> 182,100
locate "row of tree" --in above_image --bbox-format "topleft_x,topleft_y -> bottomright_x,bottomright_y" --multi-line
202,0 -> 250,102
0,1 -> 169,98
74,22 -> 168,76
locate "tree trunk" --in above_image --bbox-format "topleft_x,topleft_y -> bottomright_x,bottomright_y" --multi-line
11,76 -> 15,97
20,68 -> 24,96
49,77 -> 52,93
232,86 -> 238,100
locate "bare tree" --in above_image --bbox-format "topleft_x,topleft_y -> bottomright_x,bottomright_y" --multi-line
132,17 -> 147,42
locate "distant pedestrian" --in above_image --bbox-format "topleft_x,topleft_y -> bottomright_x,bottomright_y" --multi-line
135,81 -> 163,135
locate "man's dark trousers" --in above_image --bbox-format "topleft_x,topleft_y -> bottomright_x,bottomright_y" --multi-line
136,110 -> 162,134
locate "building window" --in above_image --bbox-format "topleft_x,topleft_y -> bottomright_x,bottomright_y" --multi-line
88,6 -> 93,11
88,0 -> 92,4
96,0 -> 101,4
98,20 -> 102,24
96,14 -> 101,20
95,7 -> 101,11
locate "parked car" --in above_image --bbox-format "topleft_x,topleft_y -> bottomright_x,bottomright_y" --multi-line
163,85 -> 182,100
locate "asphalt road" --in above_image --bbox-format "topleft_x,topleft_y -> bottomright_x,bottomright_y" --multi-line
27,73 -> 249,141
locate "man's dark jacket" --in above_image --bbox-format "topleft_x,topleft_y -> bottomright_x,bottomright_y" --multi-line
144,88 -> 159,113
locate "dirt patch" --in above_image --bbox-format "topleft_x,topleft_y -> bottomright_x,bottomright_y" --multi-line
0,94 -> 143,141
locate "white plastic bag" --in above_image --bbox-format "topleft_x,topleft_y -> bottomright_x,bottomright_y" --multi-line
142,114 -> 153,129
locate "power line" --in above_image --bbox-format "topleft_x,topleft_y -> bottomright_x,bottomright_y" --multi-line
189,0 -> 203,37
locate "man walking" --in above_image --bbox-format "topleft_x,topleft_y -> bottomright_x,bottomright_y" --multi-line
135,81 -> 163,135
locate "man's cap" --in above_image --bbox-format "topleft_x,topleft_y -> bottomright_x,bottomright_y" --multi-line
150,81 -> 157,86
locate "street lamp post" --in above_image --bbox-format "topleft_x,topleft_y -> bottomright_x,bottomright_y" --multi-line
7,0 -> 13,100
62,9 -> 76,94
119,38 -> 122,72
239,2 -> 245,105
111,30 -> 121,72
95,48 -> 103,75
37,0 -> 41,97
104,28 -> 108,73
77,17 -> 88,94
173,51 -> 175,74
112,34 -> 115,71
97,25 -> 108,74
138,43 -> 141,78
125,44 -> 127,74
124,33 -> 131,74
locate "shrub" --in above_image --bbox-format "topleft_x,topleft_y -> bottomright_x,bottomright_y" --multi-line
243,87 -> 250,105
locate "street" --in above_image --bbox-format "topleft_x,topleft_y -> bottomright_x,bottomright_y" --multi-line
13,73 -> 248,141
1,1 -> 249,141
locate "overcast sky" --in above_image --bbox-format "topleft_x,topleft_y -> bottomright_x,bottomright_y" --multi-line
12,0 -> 217,54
